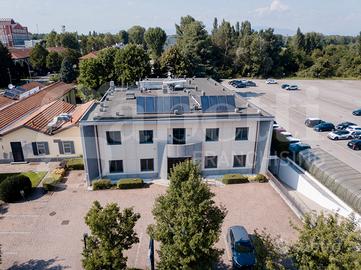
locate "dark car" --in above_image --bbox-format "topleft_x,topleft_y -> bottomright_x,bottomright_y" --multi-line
313,122 -> 335,132
246,80 -> 256,87
234,81 -> 247,88
305,118 -> 325,128
352,131 -> 361,139
227,226 -> 256,269
281,84 -> 289,89
336,122 -> 356,130
348,140 -> 361,150
289,143 -> 311,154
353,109 -> 361,116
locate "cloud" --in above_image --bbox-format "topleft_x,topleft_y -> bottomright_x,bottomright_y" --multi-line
255,0 -> 289,15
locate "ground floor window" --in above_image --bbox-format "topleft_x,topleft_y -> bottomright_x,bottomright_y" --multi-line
32,142 -> 49,156
233,155 -> 246,168
62,141 -> 75,154
204,156 -> 218,169
140,158 -> 154,172
109,160 -> 124,173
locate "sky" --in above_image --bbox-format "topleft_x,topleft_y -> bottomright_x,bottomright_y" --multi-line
2,0 -> 361,36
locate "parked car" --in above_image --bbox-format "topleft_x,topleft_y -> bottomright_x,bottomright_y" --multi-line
346,125 -> 361,132
233,81 -> 247,88
352,131 -> 361,139
313,122 -> 335,132
280,131 -> 292,137
336,122 -> 356,130
347,140 -> 361,150
281,84 -> 289,89
352,109 -> 361,116
245,80 -> 256,87
305,118 -> 325,128
327,130 -> 353,140
286,85 -> 298,90
289,142 -> 311,154
286,136 -> 301,144
227,226 -> 256,269
266,78 -> 277,84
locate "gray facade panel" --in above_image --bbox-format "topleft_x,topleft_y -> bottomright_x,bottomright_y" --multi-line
81,125 -> 100,182
254,120 -> 273,173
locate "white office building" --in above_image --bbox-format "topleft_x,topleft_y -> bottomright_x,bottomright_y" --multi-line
80,78 -> 274,184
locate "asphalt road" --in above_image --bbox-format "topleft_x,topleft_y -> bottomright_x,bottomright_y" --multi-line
224,79 -> 361,173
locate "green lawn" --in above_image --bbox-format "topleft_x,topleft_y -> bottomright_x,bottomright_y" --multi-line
0,171 -> 47,187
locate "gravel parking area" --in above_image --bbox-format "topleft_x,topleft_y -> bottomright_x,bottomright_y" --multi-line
1,171 -> 299,269
224,79 -> 361,173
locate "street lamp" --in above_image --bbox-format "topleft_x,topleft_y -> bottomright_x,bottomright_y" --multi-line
83,233 -> 88,249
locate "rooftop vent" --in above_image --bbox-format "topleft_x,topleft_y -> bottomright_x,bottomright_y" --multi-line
125,91 -> 136,100
116,112 -> 124,116
202,91 -> 206,96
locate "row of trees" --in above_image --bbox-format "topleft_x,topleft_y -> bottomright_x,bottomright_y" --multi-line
82,161 -> 361,270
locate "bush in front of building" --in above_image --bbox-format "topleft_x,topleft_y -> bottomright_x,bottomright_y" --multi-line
65,158 -> 85,170
92,179 -> 113,190
222,174 -> 249,184
250,174 -> 268,183
43,167 -> 66,191
0,175 -> 32,202
117,178 -> 144,189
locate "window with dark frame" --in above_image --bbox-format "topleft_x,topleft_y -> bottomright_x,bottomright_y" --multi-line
106,131 -> 121,145
173,128 -> 186,145
205,128 -> 219,142
204,156 -> 218,169
62,141 -> 73,154
235,127 -> 249,141
140,158 -> 154,171
109,160 -> 123,173
36,142 -> 47,155
139,130 -> 153,144
233,155 -> 246,167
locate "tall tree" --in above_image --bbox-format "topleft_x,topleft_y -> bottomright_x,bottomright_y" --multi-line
30,44 -> 49,73
45,30 -> 59,47
0,42 -> 13,87
60,32 -> 80,51
294,27 -> 306,51
160,46 -> 189,77
144,27 -> 167,59
240,21 -> 252,38
114,44 -> 151,85
46,51 -> 62,72
128,25 -> 146,45
212,17 -> 218,35
60,57 -> 76,83
118,30 -> 129,44
78,58 -> 104,90
82,201 -> 140,270
148,161 -> 227,269
358,31 -> 361,56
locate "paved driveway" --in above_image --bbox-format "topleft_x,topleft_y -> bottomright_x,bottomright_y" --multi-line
1,171 -> 299,269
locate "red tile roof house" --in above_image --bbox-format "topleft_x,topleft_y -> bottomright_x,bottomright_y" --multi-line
0,82 -> 94,163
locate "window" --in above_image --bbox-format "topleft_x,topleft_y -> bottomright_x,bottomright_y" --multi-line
139,130 -> 153,144
140,159 -> 154,171
173,128 -> 186,145
62,141 -> 75,154
109,160 -> 123,173
235,127 -> 249,141
37,142 -> 47,155
205,128 -> 219,142
233,155 -> 246,168
106,131 -> 121,145
204,156 -> 218,169
32,142 -> 49,156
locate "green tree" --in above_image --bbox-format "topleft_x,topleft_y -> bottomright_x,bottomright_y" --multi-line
46,51 -> 62,72
128,25 -> 145,45
78,58 -> 104,89
97,47 -> 118,82
30,44 -> 49,73
62,48 -> 81,67
357,31 -> 361,56
148,161 -> 227,270
45,30 -> 59,47
114,44 -> 150,85
212,17 -> 218,35
60,57 -> 76,83
144,27 -> 167,59
160,46 -> 189,77
0,42 -> 13,87
103,33 -> 116,47
294,27 -> 306,51
118,30 -> 129,44
290,212 -> 361,269
60,32 -> 80,51
82,201 -> 140,270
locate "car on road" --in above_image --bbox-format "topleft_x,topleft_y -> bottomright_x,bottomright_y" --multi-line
346,125 -> 361,133
305,118 -> 325,128
281,84 -> 289,89
313,122 -> 335,132
336,122 -> 356,130
227,226 -> 256,269
327,130 -> 353,140
347,140 -> 361,150
352,109 -> 361,116
285,85 -> 298,90
266,78 -> 277,84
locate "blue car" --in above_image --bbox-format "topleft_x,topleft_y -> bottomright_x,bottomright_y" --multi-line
289,142 -> 311,154
313,122 -> 335,132
227,226 -> 256,269
353,108 -> 361,116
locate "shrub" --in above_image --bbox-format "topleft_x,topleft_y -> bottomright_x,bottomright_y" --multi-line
0,175 -> 32,202
222,174 -> 249,185
92,179 -> 113,190
42,167 -> 66,191
117,178 -> 144,189
66,158 -> 84,170
0,173 -> 17,184
250,174 -> 268,183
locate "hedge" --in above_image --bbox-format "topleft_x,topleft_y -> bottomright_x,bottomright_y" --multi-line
117,178 -> 144,189
92,179 -> 113,190
65,158 -> 84,170
222,174 -> 249,185
250,174 -> 268,183
43,167 -> 66,191
0,175 -> 32,202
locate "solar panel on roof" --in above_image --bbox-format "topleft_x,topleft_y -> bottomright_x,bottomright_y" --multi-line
136,96 -> 190,114
201,95 -> 236,113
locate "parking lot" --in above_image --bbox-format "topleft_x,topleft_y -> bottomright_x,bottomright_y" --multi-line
1,171 -> 299,269
224,79 -> 361,173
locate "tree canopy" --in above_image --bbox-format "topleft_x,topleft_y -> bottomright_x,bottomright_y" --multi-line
0,42 -> 13,87
30,44 -> 49,73
128,25 -> 146,45
144,27 -> 167,59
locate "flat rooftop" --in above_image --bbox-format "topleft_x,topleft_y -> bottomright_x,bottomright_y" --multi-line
82,78 -> 273,123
